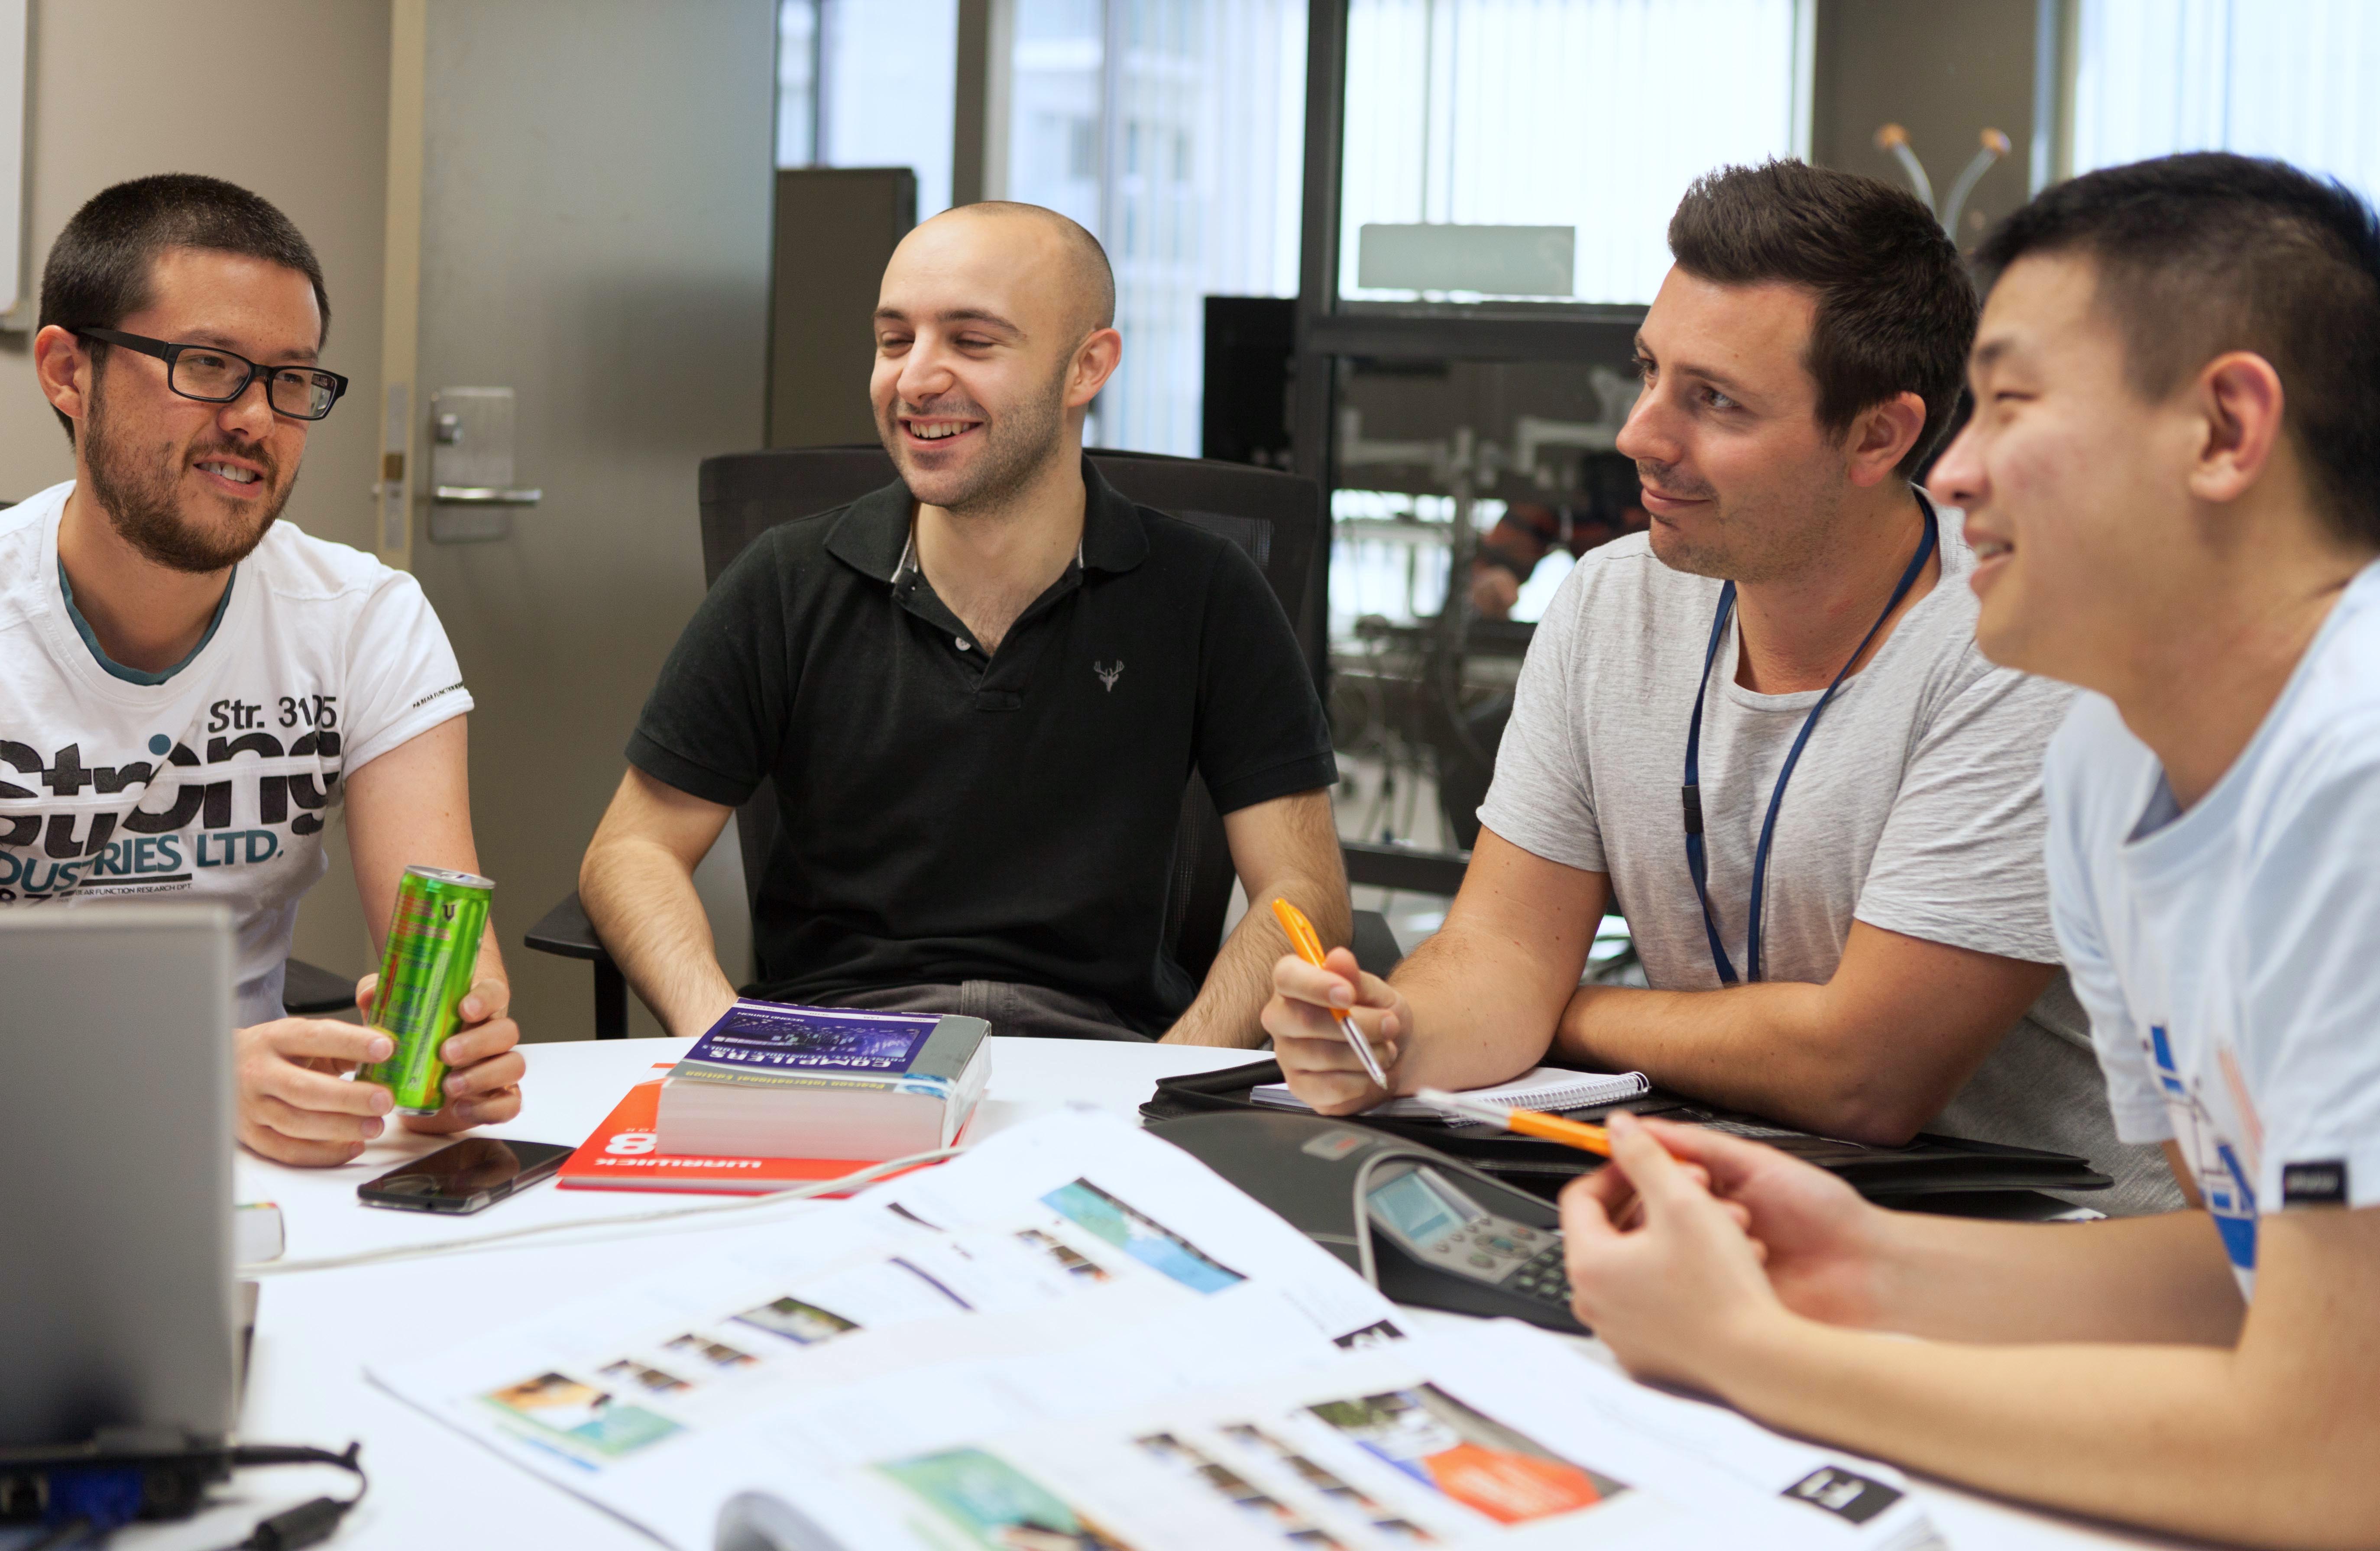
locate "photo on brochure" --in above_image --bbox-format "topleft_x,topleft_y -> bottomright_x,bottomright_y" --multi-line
1221,1425 -> 1437,1543
1134,1431 -> 1349,1548
875,1446 -> 1140,1551
663,1333 -> 760,1370
1305,1385 -> 1627,1526
596,1358 -> 693,1396
732,1295 -> 862,1347
1016,1227 -> 1113,1284
1040,1179 -> 1246,1294
481,1371 -> 684,1459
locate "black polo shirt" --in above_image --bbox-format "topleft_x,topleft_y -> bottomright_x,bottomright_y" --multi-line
626,459 -> 1337,1034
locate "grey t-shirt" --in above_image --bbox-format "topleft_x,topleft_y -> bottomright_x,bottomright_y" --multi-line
1479,516 -> 2180,1216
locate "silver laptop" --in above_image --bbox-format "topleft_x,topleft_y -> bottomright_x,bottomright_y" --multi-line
0,902 -> 240,1450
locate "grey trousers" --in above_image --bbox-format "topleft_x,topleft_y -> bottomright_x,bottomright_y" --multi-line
825,980 -> 1154,1042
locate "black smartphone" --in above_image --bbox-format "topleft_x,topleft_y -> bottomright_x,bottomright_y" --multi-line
357,1138 -> 573,1214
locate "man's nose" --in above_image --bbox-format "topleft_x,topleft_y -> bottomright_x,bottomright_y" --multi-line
1614,382 -> 1677,466
215,375 -> 277,440
1926,421 -> 1985,510
896,338 -> 957,403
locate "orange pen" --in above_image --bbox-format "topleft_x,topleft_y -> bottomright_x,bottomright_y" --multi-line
1414,1088 -> 1613,1157
1271,897 -> 1389,1086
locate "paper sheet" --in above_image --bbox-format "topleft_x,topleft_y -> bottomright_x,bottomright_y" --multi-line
373,1110 -> 1936,1551
706,1323 -> 1942,1551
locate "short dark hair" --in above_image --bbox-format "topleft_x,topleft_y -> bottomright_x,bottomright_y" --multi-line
1668,160 -> 1976,477
39,173 -> 329,442
1975,152 -> 2380,549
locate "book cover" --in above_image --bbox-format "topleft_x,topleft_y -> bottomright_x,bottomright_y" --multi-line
670,1001 -> 987,1099
557,1068 -> 931,1195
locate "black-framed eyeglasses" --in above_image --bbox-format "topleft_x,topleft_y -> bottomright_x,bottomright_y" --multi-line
71,327 -> 350,421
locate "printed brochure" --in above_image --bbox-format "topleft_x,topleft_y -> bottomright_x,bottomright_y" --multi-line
374,1111 -> 1937,1551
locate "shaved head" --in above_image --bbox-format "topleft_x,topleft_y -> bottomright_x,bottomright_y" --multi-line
929,201 -> 1114,337
871,200 -> 1123,515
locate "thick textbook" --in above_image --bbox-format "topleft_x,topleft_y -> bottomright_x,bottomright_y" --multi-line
654,1001 -> 990,1161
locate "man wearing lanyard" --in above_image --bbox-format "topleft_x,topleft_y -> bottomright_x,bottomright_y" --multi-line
1548,152 -> 2380,1546
1268,159 -> 2176,1214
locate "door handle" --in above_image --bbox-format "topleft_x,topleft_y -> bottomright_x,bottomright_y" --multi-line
431,485 -> 543,506
427,387 -> 535,542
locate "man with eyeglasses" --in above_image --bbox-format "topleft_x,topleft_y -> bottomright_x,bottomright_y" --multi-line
0,173 -> 524,1165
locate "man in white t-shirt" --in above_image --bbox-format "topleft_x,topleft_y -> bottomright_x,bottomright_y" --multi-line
1549,154 -> 2380,1541
1267,160 -> 2171,1212
2,173 -> 523,1165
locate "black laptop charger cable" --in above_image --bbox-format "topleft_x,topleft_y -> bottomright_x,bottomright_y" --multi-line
209,1444 -> 369,1551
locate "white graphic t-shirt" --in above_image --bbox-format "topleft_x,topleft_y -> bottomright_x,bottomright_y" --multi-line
2046,561 -> 2380,1297
0,480 -> 473,1026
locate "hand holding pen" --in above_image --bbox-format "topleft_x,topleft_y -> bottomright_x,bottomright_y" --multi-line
1261,898 -> 1407,1112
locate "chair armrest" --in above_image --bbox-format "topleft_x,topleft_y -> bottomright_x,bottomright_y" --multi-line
1349,909 -> 1403,978
1341,839 -> 1471,898
523,891 -> 633,1039
524,890 -> 608,961
281,957 -> 359,1017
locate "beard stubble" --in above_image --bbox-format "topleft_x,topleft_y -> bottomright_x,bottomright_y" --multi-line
881,357 -> 1072,517
82,357 -> 294,574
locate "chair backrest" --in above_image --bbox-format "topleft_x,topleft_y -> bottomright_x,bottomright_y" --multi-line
695,444 -> 1323,987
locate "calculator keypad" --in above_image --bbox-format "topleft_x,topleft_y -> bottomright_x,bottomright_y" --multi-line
1501,1245 -> 1574,1305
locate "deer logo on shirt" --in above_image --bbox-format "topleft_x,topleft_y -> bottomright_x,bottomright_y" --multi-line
1094,661 -> 1124,692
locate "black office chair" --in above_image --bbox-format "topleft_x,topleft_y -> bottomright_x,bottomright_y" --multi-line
528,445 -> 1408,1038
282,958 -> 360,1016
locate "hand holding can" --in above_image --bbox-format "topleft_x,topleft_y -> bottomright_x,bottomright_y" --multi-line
360,865 -> 495,1115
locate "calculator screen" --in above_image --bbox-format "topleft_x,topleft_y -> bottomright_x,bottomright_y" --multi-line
1367,1169 -> 1478,1243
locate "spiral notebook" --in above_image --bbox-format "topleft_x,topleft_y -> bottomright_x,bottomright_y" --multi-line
1249,1065 -> 1650,1119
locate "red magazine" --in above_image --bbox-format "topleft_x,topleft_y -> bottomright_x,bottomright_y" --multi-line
557,1068 -> 926,1195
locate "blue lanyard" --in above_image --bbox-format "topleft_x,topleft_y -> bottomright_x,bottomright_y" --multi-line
1682,499 -> 1940,984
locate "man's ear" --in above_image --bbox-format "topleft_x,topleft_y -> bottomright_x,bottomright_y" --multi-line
32,324 -> 92,425
2186,350 -> 2285,507
1844,389 -> 1928,488
1067,327 -> 1123,410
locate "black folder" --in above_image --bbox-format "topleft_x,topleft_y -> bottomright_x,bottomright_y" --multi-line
1142,1059 -> 2111,1204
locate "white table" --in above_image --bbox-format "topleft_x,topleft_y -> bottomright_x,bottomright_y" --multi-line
112,1038 -> 2176,1550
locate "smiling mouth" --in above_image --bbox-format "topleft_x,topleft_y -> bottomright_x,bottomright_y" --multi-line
1971,536 -> 2012,561
196,459 -> 262,487
902,418 -> 981,444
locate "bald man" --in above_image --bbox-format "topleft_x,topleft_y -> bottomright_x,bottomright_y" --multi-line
580,203 -> 1345,1043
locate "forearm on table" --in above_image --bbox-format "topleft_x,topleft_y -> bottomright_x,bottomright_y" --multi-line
1856,1206 -> 2243,1345
1712,1318 -> 2365,1547
1387,922 -> 1582,1092
1167,872 -> 1346,1048
1558,979 -> 1982,1144
579,838 -> 737,1036
1557,978 -> 1870,1119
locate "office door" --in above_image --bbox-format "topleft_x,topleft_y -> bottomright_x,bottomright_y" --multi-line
402,1 -> 775,1037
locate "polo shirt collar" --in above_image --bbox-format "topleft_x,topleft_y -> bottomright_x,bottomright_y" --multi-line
826,456 -> 1150,584
1077,458 -> 1149,574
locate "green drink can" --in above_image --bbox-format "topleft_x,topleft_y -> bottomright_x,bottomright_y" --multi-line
360,865 -> 495,1114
